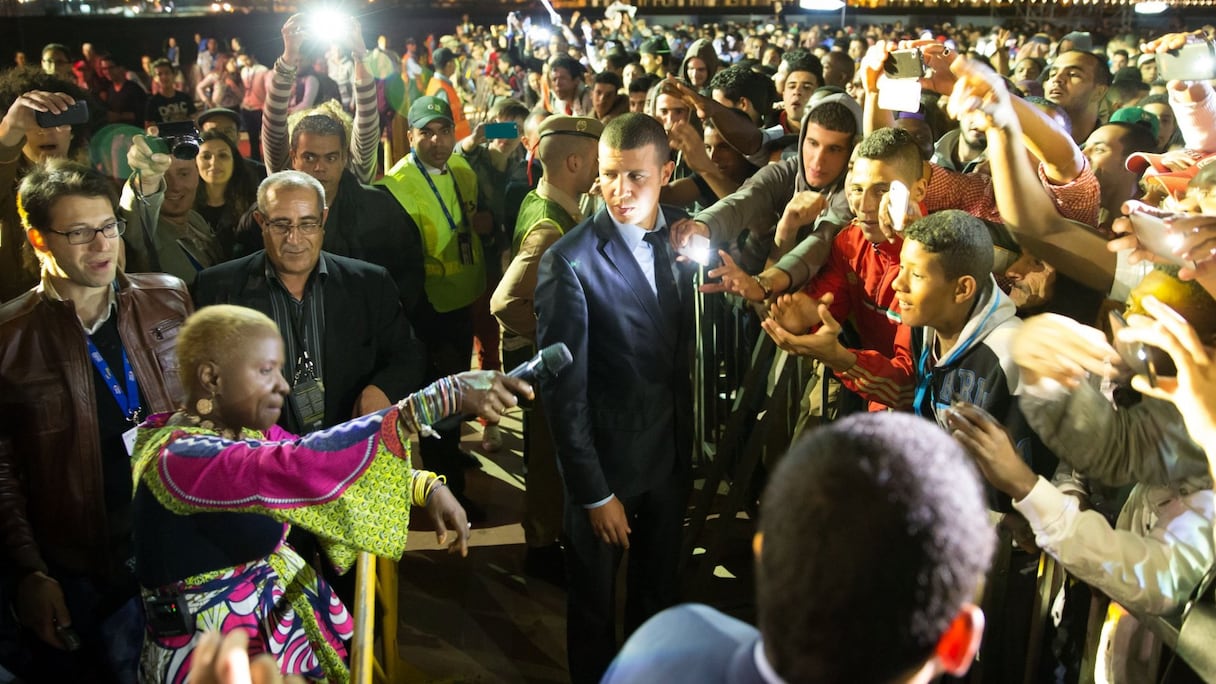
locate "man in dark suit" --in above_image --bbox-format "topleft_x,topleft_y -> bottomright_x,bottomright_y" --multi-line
192,170 -> 424,605
601,413 -> 995,684
193,170 -> 424,435
534,113 -> 695,684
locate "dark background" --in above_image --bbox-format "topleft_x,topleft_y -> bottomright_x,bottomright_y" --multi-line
0,5 -> 1201,71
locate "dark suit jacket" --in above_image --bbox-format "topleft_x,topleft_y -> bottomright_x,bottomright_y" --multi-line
232,171 -> 426,315
602,604 -> 767,684
193,251 -> 425,433
534,206 -> 695,506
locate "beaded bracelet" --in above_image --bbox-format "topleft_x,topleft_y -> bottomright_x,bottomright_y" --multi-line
397,376 -> 460,438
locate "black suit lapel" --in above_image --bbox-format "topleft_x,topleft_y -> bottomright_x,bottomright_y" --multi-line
593,211 -> 676,346
320,255 -> 345,380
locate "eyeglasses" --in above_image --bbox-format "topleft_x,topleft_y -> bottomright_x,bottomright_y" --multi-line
264,219 -> 323,236
42,220 -> 126,245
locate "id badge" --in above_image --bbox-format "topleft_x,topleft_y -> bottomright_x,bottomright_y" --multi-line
122,427 -> 139,456
143,590 -> 195,638
292,376 -> 326,432
458,232 -> 474,265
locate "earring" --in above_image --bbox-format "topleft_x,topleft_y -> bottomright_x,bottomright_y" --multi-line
195,397 -> 214,416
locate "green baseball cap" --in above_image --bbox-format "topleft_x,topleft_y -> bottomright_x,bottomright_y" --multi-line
1110,106 -> 1160,140
408,96 -> 454,129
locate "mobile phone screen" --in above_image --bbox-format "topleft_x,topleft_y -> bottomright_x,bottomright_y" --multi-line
484,122 -> 520,139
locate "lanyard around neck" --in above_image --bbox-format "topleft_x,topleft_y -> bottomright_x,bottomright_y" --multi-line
413,152 -> 468,234
86,335 -> 142,423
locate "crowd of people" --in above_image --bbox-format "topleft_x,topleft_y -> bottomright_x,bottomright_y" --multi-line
2,7 -> 1216,684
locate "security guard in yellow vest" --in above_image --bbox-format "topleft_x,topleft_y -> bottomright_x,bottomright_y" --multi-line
379,95 -> 486,512
490,115 -> 602,581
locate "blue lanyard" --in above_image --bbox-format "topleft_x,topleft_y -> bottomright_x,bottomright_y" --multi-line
413,152 -> 468,234
86,337 -> 142,423
912,340 -> 933,418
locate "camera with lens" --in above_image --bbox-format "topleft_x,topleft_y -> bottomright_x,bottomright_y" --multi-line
155,120 -> 202,160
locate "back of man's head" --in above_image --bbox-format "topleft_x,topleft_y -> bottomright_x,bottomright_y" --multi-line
601,112 -> 668,158
904,209 -> 995,284
855,126 -> 924,182
709,65 -> 776,118
628,73 -> 661,96
758,412 -> 995,683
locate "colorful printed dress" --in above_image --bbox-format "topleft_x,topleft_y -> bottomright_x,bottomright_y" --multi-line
131,406 -> 418,684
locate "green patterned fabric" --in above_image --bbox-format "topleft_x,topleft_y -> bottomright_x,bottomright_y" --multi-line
131,410 -> 416,574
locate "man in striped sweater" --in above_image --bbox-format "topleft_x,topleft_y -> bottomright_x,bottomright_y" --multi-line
261,14 -> 381,184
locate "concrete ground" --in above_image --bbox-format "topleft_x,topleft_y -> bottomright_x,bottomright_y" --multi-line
390,410 -> 757,684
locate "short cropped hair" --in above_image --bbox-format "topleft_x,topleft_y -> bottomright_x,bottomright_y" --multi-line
854,126 -> 923,180
1064,49 -> 1111,86
178,305 -> 281,396
904,209 -> 995,283
551,55 -> 586,79
257,170 -> 327,215
593,70 -> 624,90
151,58 -> 173,71
782,47 -> 824,85
18,159 -> 118,235
287,100 -> 352,154
605,52 -> 632,72
804,99 -> 859,144
1105,121 -> 1158,159
709,65 -> 776,115
758,412 -> 994,683
289,113 -> 348,154
490,97 -> 530,122
41,43 -> 70,59
600,112 -> 668,165
628,73 -> 661,96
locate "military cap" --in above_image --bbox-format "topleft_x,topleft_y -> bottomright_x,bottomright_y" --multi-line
538,116 -> 603,141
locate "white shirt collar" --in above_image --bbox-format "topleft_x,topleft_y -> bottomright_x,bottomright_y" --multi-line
608,209 -> 667,251
41,275 -> 117,334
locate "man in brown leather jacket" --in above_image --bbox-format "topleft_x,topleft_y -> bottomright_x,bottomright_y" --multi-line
0,152 -> 191,682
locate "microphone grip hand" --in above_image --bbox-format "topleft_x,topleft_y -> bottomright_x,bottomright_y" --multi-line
452,370 -> 534,424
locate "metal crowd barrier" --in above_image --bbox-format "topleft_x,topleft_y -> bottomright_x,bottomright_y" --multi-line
350,552 -> 407,684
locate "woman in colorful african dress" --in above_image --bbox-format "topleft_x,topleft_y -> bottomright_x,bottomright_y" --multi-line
130,305 -> 531,682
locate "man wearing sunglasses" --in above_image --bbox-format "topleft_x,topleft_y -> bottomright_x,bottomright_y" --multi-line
0,159 -> 193,681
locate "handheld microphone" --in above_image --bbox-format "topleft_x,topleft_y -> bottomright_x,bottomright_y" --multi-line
508,343 -> 573,384
430,343 -> 573,430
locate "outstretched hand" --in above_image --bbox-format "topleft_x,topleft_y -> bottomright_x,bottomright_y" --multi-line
1010,313 -> 1119,387
1116,296 -> 1216,450
767,291 -> 821,334
425,485 -> 471,557
946,403 -> 1037,501
700,250 -> 765,301
452,370 -> 533,423
761,293 -> 851,365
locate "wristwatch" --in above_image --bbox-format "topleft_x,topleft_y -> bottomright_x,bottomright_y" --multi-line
753,274 -> 773,299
